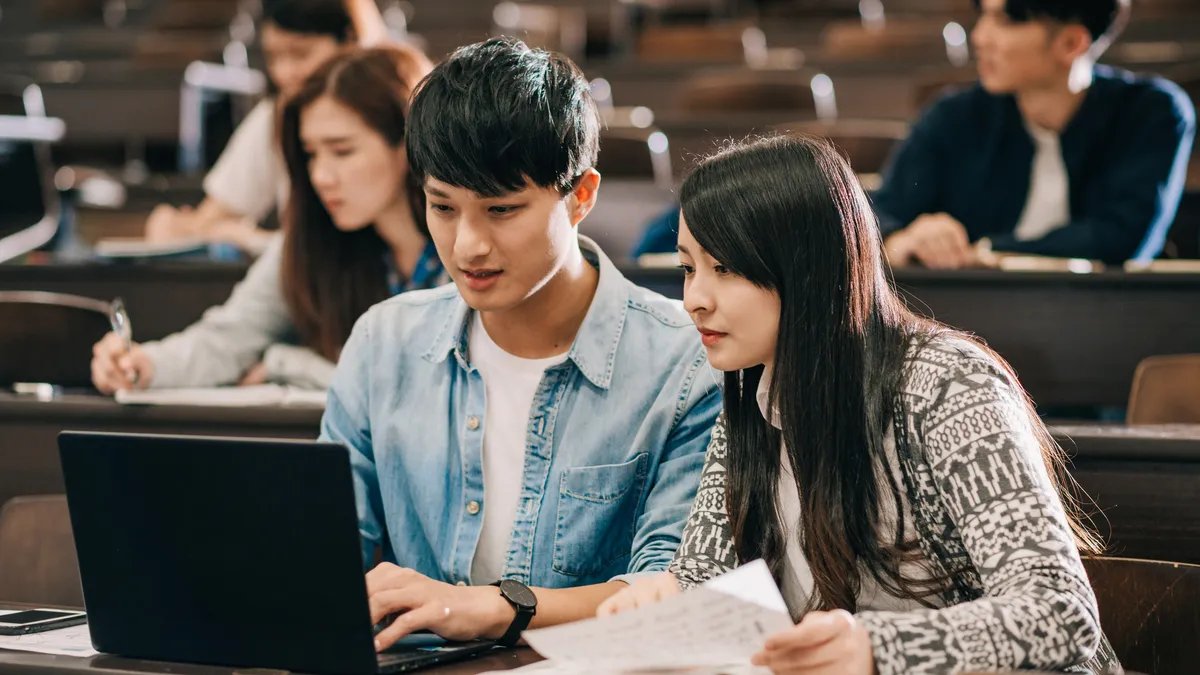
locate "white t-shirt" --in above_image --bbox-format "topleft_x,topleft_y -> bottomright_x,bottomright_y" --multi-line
1013,123 -> 1071,242
756,375 -> 942,613
468,312 -> 570,584
202,99 -> 290,223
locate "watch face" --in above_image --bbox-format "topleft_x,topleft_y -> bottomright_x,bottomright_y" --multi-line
499,579 -> 538,611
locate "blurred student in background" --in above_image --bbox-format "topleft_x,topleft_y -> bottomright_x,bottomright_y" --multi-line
91,45 -> 445,393
876,0 -> 1195,268
143,0 -> 351,253
633,0 -> 1195,267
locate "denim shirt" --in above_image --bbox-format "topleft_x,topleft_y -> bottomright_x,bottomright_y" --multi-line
320,237 -> 721,588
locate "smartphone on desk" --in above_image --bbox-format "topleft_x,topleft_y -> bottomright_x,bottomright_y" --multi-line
0,609 -> 87,635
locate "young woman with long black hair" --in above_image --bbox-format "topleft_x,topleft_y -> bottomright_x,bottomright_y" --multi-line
90,45 -> 444,392
599,135 -> 1118,675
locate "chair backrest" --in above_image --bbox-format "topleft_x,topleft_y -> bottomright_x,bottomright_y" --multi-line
820,18 -> 958,62
773,118 -> 909,174
598,107 -> 674,188
1126,354 -> 1200,424
0,77 -> 61,263
153,0 -> 242,30
38,0 -> 104,22
636,23 -> 762,64
1083,556 -> 1200,675
0,495 -> 84,608
675,70 -> 820,115
492,2 -> 587,62
912,65 -> 977,112
0,292 -> 114,388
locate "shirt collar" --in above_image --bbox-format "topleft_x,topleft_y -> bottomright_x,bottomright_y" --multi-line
756,367 -> 782,430
386,240 -> 445,296
422,235 -> 629,390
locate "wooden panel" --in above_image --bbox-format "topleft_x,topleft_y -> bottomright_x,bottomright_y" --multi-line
0,394 -> 321,513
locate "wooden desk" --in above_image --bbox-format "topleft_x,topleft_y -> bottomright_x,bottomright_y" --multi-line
4,262 -> 1200,407
0,393 -> 321,513
0,647 -> 1107,675
0,647 -> 541,675
628,267 -> 1200,409
5,263 -> 1200,408
1054,425 -> 1200,566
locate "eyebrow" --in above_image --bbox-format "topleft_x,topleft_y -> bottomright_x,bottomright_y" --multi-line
676,244 -> 691,254
425,186 -> 451,199
304,136 -> 354,147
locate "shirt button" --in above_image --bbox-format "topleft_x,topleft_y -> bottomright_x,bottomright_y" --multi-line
456,581 -> 467,587
467,416 -> 481,431
467,500 -> 481,515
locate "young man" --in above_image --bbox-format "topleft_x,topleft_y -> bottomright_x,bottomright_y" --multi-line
319,38 -> 720,650
876,0 -> 1195,268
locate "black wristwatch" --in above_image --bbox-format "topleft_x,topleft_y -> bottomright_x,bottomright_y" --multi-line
490,579 -> 537,647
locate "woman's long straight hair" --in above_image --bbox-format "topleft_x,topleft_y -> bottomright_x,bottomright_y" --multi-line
278,45 -> 433,361
679,135 -> 1102,612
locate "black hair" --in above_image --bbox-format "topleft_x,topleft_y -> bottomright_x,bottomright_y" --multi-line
262,0 -> 352,41
680,134 -> 1102,612
972,0 -> 1129,42
406,37 -> 600,197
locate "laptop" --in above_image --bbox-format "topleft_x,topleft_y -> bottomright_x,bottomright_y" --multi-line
58,431 -> 498,675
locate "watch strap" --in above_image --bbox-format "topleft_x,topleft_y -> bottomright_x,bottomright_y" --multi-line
491,581 -> 535,647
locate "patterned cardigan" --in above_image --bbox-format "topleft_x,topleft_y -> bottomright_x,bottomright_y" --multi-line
668,337 -> 1121,675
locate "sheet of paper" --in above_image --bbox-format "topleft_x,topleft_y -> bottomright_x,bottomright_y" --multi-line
0,622 -> 98,658
116,385 -> 325,408
520,560 -> 792,672
478,660 -> 769,675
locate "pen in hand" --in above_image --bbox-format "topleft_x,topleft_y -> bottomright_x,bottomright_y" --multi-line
108,297 -> 138,388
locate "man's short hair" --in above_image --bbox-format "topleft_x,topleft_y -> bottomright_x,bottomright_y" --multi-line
407,37 -> 600,197
973,0 -> 1128,42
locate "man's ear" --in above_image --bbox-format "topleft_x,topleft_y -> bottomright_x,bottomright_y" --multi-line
1055,23 -> 1093,64
567,168 -> 602,228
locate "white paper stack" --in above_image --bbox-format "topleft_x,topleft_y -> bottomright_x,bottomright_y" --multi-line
488,560 -> 791,675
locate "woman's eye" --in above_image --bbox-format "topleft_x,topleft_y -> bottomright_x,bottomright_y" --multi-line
677,264 -> 695,275
714,265 -> 729,275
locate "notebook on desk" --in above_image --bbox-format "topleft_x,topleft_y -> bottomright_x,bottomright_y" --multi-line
57,432 -> 498,675
114,384 -> 327,408
92,238 -> 210,259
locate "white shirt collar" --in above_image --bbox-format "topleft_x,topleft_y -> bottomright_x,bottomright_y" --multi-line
756,368 -> 782,430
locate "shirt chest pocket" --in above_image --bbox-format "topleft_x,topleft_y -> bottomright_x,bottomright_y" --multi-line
552,454 -> 649,578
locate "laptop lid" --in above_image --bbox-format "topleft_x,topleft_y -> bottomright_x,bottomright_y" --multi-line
58,431 -> 380,675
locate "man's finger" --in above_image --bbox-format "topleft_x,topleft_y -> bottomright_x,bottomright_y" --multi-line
365,563 -> 407,596
369,587 -> 426,625
374,603 -> 451,651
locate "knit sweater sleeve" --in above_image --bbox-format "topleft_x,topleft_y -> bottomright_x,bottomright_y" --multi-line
858,345 -> 1103,675
668,414 -> 739,589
